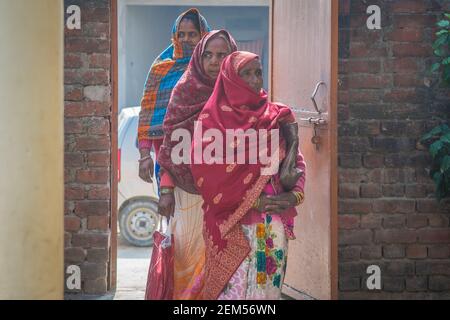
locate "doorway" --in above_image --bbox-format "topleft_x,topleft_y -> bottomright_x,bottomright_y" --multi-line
110,0 -> 338,300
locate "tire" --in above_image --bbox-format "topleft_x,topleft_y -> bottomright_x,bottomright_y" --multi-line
119,199 -> 159,247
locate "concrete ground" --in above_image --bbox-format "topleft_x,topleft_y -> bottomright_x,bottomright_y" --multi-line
112,235 -> 311,301
114,235 -> 152,300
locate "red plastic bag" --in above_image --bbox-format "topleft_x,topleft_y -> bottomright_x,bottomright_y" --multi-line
145,217 -> 174,300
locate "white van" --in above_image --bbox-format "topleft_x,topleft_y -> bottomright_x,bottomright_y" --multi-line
118,106 -> 159,247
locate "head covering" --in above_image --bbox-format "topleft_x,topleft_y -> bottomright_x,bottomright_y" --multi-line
189,51 -> 296,299
138,8 -> 210,146
157,30 -> 238,193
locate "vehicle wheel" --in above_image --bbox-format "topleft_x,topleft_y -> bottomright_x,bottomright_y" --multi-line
119,199 -> 159,247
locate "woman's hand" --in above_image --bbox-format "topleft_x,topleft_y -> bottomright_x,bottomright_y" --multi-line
279,122 -> 303,190
158,191 -> 175,218
138,148 -> 154,183
257,192 -> 297,214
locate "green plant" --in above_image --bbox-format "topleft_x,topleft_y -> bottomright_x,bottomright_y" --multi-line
431,13 -> 450,85
420,124 -> 450,201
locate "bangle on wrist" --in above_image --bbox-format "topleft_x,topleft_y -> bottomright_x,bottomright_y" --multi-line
291,191 -> 304,206
138,155 -> 152,163
253,196 -> 260,210
160,187 -> 174,195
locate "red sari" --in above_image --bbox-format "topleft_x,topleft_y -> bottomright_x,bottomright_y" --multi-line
190,51 -> 297,299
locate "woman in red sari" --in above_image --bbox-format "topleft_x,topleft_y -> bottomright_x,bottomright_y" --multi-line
156,30 -> 237,299
190,51 -> 306,300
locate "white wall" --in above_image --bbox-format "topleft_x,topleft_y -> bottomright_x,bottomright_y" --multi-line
119,4 -> 269,110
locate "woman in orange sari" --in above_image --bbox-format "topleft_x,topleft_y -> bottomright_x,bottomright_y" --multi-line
191,51 -> 306,300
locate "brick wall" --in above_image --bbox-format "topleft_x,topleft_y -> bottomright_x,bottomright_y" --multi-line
338,0 -> 450,299
64,0 -> 112,295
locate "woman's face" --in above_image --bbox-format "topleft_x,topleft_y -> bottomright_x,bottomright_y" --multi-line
239,59 -> 263,94
202,37 -> 231,79
177,19 -> 201,46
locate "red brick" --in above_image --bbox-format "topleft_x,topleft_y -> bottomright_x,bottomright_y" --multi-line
65,247 -> 86,263
428,215 -> 449,228
393,74 -> 424,87
360,184 -> 382,198
86,118 -> 110,135
88,186 -> 110,200
375,229 -> 417,243
339,277 -> 361,291
386,28 -> 423,42
65,38 -> 110,54
72,232 -> 110,248
406,215 -> 428,229
75,136 -> 110,151
358,121 -> 381,136
367,168 -> 383,183
429,276 -> 450,291
75,201 -> 109,217
384,89 -> 421,103
406,276 -> 428,292
418,229 -> 450,244
361,245 -> 382,259
81,262 -> 108,280
84,278 -> 108,295
339,200 -> 372,214
383,276 -> 405,292
65,186 -> 85,200
372,199 -> 415,214
339,229 -> 373,245
65,216 -> 81,232
361,214 -> 383,229
383,245 -> 405,259
416,261 -> 450,276
87,248 -> 109,263
382,215 -> 406,229
89,53 -> 111,69
339,246 -> 361,262
382,185 -> 405,197
363,154 -> 384,168
339,153 -> 362,168
406,244 -> 428,259
83,22 -> 110,39
390,1 -> 428,13
87,216 -> 110,231
392,43 -> 432,57
405,185 -> 428,198
64,119 -> 84,134
83,8 -> 110,23
350,42 -> 388,58
65,152 -> 84,168
87,152 -> 110,167
65,101 -> 110,117
339,214 -> 360,229
384,261 -> 415,276
339,169 -> 368,183
416,199 -> 444,213
76,169 -> 109,184
347,60 -> 381,74
428,245 -> 450,259
382,169 -> 416,184
65,86 -> 84,101
64,53 -> 83,68
348,75 -> 390,89
80,70 -> 110,86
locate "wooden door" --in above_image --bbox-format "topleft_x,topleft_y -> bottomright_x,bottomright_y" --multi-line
270,0 -> 338,300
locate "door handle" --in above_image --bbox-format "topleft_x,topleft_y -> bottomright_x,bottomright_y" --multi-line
311,81 -> 326,115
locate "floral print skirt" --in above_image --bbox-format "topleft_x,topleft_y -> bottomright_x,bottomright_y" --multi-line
218,214 -> 288,300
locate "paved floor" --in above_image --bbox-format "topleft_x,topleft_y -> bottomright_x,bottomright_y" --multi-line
112,236 -> 312,300
114,236 -> 152,300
